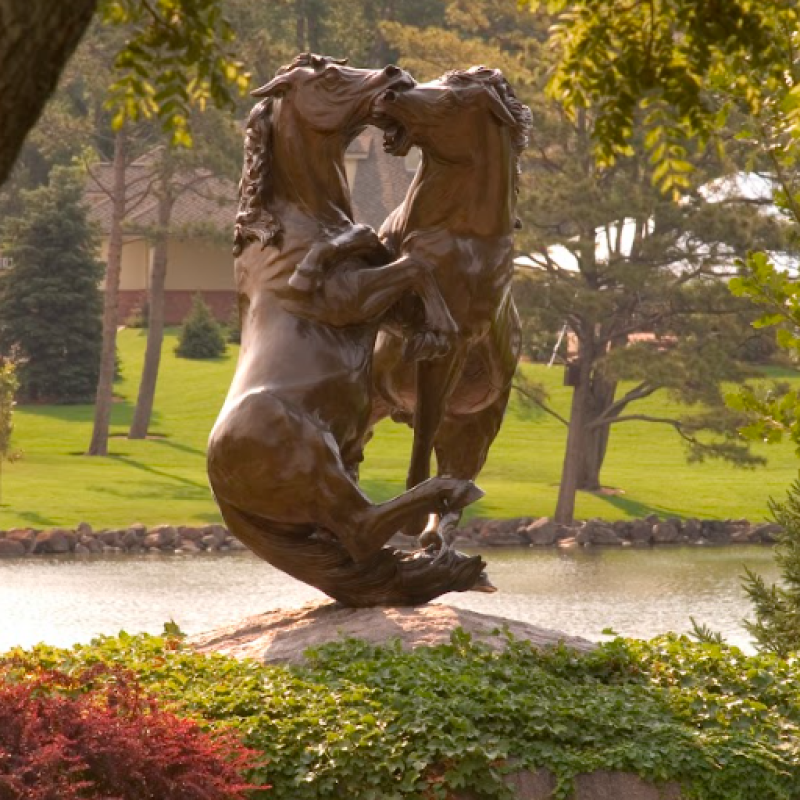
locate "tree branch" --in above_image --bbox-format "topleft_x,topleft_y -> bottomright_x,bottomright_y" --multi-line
592,381 -> 657,424
512,382 -> 570,427
592,412 -> 699,448
84,159 -> 114,201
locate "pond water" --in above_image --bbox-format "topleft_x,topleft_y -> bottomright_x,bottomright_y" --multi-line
0,546 -> 780,653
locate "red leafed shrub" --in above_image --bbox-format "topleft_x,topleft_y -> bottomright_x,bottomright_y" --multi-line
0,663 -> 264,800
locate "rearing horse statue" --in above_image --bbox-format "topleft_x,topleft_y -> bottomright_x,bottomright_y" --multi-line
369,67 -> 532,541
208,54 -> 489,606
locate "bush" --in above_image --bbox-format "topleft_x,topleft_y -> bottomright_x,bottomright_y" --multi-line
0,167 -> 102,403
227,304 -> 242,344
124,302 -> 149,329
175,294 -> 227,359
743,480 -> 800,657
0,660 -> 263,800
10,627 -> 800,800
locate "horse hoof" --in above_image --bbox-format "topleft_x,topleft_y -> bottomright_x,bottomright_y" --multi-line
418,527 -> 442,549
448,481 -> 485,510
470,571 -> 497,593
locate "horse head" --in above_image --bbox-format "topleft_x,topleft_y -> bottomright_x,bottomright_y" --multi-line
375,65 -> 531,169
234,53 -> 415,256
374,66 -> 531,237
254,54 -> 414,136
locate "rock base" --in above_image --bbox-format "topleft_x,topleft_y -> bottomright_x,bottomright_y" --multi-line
189,601 -> 595,665
459,769 -> 681,799
192,605 -> 683,799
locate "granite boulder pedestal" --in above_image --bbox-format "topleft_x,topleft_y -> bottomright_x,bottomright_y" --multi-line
191,602 -> 682,800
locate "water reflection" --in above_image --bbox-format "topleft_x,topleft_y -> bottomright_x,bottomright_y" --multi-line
0,546 -> 780,652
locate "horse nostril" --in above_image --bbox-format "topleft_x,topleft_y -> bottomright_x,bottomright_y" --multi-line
383,89 -> 397,103
384,64 -> 401,77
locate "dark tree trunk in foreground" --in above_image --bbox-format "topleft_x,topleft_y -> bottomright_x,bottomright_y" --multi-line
129,152 -> 174,439
88,130 -> 127,456
0,0 -> 97,185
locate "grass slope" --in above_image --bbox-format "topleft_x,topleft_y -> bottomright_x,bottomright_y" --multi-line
2,328 -> 797,528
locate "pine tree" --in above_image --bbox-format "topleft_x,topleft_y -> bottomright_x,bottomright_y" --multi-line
175,294 -> 227,359
226,304 -> 241,345
0,167 -> 102,403
743,485 -> 800,657
0,354 -> 20,506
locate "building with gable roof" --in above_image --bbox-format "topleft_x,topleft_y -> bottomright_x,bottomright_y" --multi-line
87,129 -> 417,324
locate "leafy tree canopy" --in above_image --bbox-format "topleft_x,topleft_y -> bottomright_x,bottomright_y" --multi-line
0,0 -> 248,187
528,0 -> 800,196
100,0 -> 249,147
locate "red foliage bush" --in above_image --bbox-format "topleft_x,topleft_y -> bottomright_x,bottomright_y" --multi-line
0,663 -> 263,800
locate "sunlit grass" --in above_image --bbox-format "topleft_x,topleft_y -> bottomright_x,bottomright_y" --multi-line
2,328 -> 797,528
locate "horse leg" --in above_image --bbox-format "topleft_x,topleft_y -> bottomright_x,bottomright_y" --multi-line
402,348 -> 467,537
288,223 -> 392,292
208,388 -> 482,565
421,384 -> 512,547
280,256 -> 457,360
424,301 -> 521,546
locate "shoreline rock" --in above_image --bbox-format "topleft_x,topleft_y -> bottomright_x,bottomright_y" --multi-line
448,515 -> 783,549
0,516 -> 782,559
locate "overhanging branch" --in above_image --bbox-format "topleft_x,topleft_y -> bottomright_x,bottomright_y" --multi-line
512,382 -> 569,427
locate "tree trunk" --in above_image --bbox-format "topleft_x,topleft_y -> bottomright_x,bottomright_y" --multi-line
0,0 -> 97,185
295,0 -> 306,51
366,0 -> 396,66
554,355 -> 592,524
577,423 -> 610,491
306,1 -> 320,53
128,152 -> 174,439
88,129 -> 126,456
577,375 -> 617,491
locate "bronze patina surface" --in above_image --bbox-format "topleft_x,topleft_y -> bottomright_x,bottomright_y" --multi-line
370,67 -> 532,543
208,55 -> 528,606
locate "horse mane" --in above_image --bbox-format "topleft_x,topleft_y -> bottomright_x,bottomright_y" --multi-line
232,53 -> 347,256
439,67 -> 532,195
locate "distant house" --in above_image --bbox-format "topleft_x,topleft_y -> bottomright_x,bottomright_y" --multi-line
86,129 -> 417,324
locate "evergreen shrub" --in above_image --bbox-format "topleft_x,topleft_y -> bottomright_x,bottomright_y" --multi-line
175,294 -> 227,359
227,304 -> 242,344
743,480 -> 800,656
0,168 -> 102,403
124,302 -> 149,329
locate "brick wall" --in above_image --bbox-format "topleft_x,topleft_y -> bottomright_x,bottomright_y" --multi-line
118,290 -> 237,326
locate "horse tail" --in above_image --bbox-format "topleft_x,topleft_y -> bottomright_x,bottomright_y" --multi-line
216,498 -> 487,607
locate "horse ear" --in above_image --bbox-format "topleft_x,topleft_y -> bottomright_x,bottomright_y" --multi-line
484,86 -> 516,128
252,74 -> 293,98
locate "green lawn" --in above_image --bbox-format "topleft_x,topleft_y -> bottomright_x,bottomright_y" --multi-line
2,328 -> 798,528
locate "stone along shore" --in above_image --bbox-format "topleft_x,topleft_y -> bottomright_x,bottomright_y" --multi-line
0,515 -> 782,558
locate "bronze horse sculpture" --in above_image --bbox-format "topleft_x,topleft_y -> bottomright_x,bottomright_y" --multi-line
369,67 -> 532,542
207,54 -> 489,606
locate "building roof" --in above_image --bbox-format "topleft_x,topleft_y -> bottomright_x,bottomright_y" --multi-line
87,131 -> 416,240
85,157 -> 233,238
350,128 -> 415,230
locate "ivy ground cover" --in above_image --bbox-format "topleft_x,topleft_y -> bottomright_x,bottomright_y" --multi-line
4,628 -> 800,800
